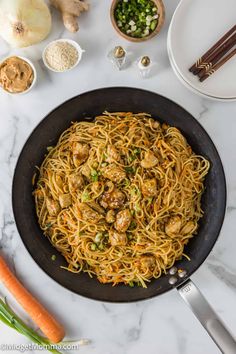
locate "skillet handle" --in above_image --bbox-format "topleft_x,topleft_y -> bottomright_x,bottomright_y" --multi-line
178,279 -> 236,354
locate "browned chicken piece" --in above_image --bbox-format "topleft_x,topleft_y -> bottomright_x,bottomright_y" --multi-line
78,203 -> 103,224
106,145 -> 120,162
141,151 -> 158,168
141,178 -> 158,197
104,180 -> 115,193
165,216 -> 182,237
102,163 -> 126,183
106,209 -> 116,223
115,209 -> 132,233
135,255 -> 156,275
59,193 -> 72,208
91,181 -> 104,195
109,229 -> 127,246
87,201 -> 105,215
55,174 -> 64,189
68,173 -> 84,191
100,188 -> 125,209
81,163 -> 91,180
46,197 -> 60,216
150,119 -> 160,129
72,142 -> 89,167
181,221 -> 195,235
162,123 -> 169,130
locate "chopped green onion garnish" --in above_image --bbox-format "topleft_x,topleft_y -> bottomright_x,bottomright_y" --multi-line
91,243 -> 97,251
134,203 -> 141,212
147,197 -> 153,206
150,20 -> 157,31
124,179 -> 130,187
51,255 -> 56,261
98,244 -> 104,251
129,281 -> 135,287
91,169 -> 98,182
129,220 -> 137,230
81,191 -> 90,202
125,166 -> 136,174
133,148 -> 141,155
131,187 -> 141,197
128,149 -> 141,163
94,232 -> 103,243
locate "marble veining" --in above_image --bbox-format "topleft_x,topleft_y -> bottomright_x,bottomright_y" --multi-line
0,1 -> 235,353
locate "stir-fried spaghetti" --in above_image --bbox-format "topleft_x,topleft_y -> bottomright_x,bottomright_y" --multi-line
34,112 -> 210,287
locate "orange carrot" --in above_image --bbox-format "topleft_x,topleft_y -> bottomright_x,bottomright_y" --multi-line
0,256 -> 65,343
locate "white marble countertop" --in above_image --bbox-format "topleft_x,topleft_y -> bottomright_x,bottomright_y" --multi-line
0,1 -> 236,353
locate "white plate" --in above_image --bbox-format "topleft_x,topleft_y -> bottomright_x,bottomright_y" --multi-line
167,38 -> 236,102
168,0 -> 236,100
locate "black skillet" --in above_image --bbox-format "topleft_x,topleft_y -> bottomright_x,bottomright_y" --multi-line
12,88 -> 236,353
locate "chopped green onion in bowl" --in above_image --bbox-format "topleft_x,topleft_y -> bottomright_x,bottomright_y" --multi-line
114,0 -> 159,39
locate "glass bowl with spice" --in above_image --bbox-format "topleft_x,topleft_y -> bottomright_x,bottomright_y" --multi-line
0,56 -> 37,95
42,39 -> 84,73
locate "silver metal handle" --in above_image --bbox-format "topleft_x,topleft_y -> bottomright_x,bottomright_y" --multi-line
178,279 -> 236,354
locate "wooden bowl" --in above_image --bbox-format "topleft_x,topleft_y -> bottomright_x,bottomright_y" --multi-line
110,0 -> 165,42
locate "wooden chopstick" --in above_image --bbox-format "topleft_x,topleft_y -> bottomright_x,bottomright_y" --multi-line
198,32 -> 236,79
189,24 -> 236,74
199,48 -> 236,82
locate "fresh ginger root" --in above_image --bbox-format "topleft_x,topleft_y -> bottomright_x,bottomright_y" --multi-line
50,0 -> 89,32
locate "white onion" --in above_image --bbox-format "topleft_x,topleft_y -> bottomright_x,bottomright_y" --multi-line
0,0 -> 51,48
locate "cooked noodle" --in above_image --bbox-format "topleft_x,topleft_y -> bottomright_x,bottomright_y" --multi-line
34,112 -> 210,287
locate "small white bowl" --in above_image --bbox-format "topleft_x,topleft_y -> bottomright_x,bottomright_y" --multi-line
0,56 -> 37,95
42,39 -> 84,73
